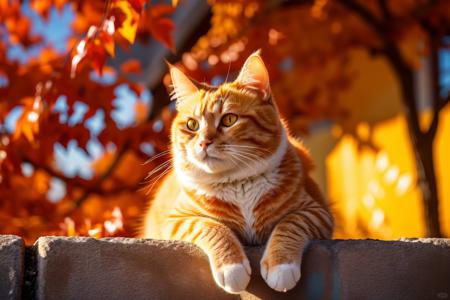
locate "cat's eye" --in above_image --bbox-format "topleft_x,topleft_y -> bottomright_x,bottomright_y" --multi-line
186,118 -> 199,131
221,113 -> 238,127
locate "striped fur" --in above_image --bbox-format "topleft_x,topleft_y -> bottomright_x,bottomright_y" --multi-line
141,52 -> 333,293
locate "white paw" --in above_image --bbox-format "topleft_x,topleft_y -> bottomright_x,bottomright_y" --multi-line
261,263 -> 301,292
211,260 -> 251,294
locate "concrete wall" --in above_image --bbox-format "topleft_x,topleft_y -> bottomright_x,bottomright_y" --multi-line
0,235 -> 23,300
1,235 -> 450,299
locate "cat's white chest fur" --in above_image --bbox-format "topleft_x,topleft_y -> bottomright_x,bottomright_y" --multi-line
210,172 -> 279,242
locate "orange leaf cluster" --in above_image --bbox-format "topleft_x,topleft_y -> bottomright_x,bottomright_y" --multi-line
137,4 -> 176,50
70,0 -> 144,77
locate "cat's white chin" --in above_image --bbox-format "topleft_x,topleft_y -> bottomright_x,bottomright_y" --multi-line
186,150 -> 233,174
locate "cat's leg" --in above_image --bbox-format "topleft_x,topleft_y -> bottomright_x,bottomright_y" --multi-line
163,216 -> 251,294
260,191 -> 333,292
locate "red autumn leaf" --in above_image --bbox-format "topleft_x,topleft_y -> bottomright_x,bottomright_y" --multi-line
112,0 -> 140,44
127,0 -> 146,13
89,45 -> 106,75
150,18 -> 175,51
148,3 -> 176,16
13,100 -> 40,143
141,4 -> 175,51
120,59 -> 142,74
101,17 -> 116,57
71,39 -> 88,78
99,31 -> 115,57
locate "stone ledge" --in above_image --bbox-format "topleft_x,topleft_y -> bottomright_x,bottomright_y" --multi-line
32,237 -> 450,300
1,235 -> 449,299
0,235 -> 24,300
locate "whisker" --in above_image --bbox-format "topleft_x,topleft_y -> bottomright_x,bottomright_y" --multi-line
145,166 -> 173,195
224,59 -> 232,84
227,154 -> 240,168
229,148 -> 263,165
145,159 -> 173,180
142,150 -> 171,165
221,148 -> 267,164
222,145 -> 272,154
229,152 -> 254,171
233,152 -> 265,167
231,148 -> 271,169
221,146 -> 272,157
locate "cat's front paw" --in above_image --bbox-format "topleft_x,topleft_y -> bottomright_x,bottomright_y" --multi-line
260,262 -> 301,292
211,260 -> 251,294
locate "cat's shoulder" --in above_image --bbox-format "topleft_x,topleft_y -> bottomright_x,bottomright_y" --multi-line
287,134 -> 315,174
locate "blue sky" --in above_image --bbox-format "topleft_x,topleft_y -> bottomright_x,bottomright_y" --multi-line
440,49 -> 450,97
6,2 -> 73,63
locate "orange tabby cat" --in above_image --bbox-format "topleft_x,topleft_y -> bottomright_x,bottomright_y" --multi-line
141,51 -> 333,294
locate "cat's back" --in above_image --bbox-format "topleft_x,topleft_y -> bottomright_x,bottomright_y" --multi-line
288,134 -> 328,207
287,135 -> 314,173
141,170 -> 180,238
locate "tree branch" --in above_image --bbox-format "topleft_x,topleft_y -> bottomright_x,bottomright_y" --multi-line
377,0 -> 391,20
439,92 -> 450,111
427,37 -> 442,137
23,157 -> 92,189
337,0 -> 423,138
338,0 -> 386,38
69,141 -> 131,213
23,142 -> 142,201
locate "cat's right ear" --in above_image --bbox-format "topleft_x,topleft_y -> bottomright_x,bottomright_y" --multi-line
168,63 -> 198,107
235,50 -> 271,99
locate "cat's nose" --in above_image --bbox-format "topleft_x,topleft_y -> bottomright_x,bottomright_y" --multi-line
199,139 -> 212,150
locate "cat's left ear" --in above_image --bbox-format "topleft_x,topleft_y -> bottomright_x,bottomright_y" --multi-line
235,50 -> 271,98
168,63 -> 199,107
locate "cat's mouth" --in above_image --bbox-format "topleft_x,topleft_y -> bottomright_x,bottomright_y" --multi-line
186,148 -> 232,174
195,151 -> 227,172
197,148 -> 221,161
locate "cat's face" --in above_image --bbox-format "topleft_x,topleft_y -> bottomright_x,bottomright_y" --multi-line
170,52 -> 284,180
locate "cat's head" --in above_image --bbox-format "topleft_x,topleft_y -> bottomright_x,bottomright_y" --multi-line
169,51 -> 286,183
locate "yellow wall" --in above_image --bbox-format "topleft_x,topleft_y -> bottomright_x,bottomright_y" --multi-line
296,48 -> 449,238
326,106 -> 450,238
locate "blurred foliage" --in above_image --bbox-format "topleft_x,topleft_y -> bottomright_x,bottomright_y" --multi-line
0,0 -> 449,244
0,0 -> 174,244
